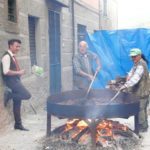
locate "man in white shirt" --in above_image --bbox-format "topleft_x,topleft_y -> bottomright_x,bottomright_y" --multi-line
120,48 -> 150,132
1,39 -> 31,131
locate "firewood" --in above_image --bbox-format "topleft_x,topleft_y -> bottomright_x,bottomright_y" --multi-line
52,124 -> 66,134
61,131 -> 70,140
72,127 -> 89,143
114,130 -> 132,137
53,119 -> 80,135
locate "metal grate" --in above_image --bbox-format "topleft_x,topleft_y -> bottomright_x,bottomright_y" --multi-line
8,0 -> 16,22
28,16 -> 38,66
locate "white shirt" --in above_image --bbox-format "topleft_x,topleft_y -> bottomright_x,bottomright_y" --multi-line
1,50 -> 15,74
124,61 -> 144,88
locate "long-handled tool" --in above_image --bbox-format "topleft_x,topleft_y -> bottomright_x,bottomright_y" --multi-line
83,70 -> 98,102
109,89 -> 121,102
99,89 -> 121,117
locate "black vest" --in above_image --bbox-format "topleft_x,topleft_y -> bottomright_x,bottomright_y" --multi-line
1,51 -> 20,84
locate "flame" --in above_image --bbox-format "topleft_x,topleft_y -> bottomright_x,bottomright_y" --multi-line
77,120 -> 88,128
65,119 -> 78,131
71,129 -> 82,138
63,119 -> 129,143
80,133 -> 88,142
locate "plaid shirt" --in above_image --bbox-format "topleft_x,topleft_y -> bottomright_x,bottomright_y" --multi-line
73,51 -> 98,75
124,59 -> 144,88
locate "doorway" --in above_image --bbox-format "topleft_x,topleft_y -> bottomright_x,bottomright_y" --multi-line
48,10 -> 61,94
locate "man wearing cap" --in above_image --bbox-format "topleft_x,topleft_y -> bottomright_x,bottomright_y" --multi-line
120,48 -> 150,132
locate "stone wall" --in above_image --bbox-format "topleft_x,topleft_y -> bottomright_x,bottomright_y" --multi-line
0,75 -> 14,134
0,0 -> 49,133
0,0 -> 117,133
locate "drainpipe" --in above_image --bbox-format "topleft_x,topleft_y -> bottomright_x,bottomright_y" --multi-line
72,0 -> 75,58
99,0 -> 101,30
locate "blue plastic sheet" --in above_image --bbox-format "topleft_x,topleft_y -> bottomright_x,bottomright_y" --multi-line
86,28 -> 150,89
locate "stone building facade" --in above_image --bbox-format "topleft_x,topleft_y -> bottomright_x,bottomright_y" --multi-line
0,0 -> 117,131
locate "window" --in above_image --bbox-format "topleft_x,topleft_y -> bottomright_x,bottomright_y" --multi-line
8,0 -> 17,22
4,0 -> 19,33
77,24 -> 86,45
28,16 -> 38,66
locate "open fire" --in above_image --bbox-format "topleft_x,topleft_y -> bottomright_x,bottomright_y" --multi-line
47,89 -> 140,149
53,118 -> 134,146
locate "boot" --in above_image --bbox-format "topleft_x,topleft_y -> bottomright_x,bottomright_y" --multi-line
13,100 -> 29,131
14,123 -> 29,131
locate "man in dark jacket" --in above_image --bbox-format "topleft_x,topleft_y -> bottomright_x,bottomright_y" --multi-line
1,39 -> 31,131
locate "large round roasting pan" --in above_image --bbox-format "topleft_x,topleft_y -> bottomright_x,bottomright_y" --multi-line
47,89 -> 140,119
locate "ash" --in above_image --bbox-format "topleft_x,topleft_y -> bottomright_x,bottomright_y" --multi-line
41,134 -> 141,150
41,135 -> 89,150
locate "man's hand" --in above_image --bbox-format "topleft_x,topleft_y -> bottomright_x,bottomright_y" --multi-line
120,85 -> 126,91
18,69 -> 26,75
88,74 -> 94,81
96,66 -> 101,72
6,69 -> 26,76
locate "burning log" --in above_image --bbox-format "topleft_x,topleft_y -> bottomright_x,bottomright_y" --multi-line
60,128 -> 76,140
52,125 -> 71,140
114,129 -> 133,137
72,127 -> 89,143
54,119 -> 81,140
52,124 -> 66,134
53,119 -> 80,132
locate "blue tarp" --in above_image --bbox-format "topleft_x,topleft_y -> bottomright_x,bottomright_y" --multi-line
86,28 -> 150,89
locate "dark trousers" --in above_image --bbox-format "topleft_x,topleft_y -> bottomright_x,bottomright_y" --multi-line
138,96 -> 149,129
6,79 -> 31,125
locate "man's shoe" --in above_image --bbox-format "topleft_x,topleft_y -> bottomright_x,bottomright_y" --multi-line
14,124 -> 29,131
139,128 -> 148,133
4,90 -> 12,107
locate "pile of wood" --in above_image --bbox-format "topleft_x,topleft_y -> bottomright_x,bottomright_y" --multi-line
52,119 -> 137,145
106,75 -> 126,91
